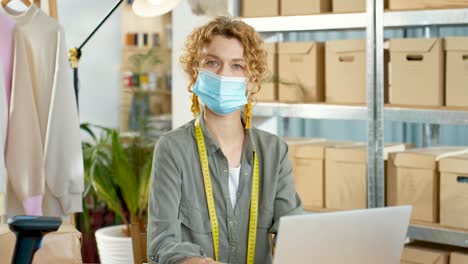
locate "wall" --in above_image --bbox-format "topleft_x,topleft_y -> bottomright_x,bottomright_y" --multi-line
58,0 -> 122,129
171,0 -> 210,129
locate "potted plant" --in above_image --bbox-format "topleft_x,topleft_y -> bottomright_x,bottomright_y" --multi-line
81,123 -> 154,264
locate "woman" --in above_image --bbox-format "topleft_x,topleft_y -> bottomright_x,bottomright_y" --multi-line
148,16 -> 303,264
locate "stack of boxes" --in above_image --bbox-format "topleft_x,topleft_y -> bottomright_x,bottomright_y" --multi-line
286,139 -> 468,230
257,36 -> 468,108
387,148 -> 468,229
242,0 -> 468,17
389,0 -> 468,10
286,139 -> 411,211
243,0 -> 468,109
241,0 -> 378,17
401,241 -> 468,264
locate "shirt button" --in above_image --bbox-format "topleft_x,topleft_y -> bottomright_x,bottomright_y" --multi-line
244,170 -> 249,175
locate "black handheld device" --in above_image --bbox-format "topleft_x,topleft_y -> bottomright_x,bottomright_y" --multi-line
8,216 -> 62,264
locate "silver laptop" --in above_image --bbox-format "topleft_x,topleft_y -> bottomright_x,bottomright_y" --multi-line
274,206 -> 412,264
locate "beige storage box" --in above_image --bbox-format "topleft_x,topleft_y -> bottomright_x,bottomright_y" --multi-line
389,38 -> 444,107
439,151 -> 468,229
332,0 -> 365,13
0,224 -> 82,263
257,43 -> 277,102
451,252 -> 468,264
278,42 -> 325,103
281,0 -> 331,16
445,37 -> 468,108
325,39 -> 367,104
242,0 -> 278,17
286,138 -> 350,210
387,147 -> 466,223
325,143 -> 408,210
401,242 -> 451,264
389,0 -> 468,10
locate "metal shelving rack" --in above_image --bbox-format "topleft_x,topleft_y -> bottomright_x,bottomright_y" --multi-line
243,4 -> 468,248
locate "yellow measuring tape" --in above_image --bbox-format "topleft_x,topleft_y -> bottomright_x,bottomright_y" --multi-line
194,118 -> 259,264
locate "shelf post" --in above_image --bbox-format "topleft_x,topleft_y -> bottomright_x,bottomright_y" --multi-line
366,0 -> 385,208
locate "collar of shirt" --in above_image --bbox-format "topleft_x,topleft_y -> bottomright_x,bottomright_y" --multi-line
194,109 -> 255,166
0,4 -> 38,25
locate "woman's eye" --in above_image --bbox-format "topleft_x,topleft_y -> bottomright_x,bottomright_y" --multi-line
206,60 -> 219,67
232,64 -> 244,70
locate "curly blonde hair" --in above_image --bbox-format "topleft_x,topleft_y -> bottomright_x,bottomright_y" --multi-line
179,16 -> 267,127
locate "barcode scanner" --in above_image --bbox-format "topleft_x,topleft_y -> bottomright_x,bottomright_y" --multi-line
8,216 -> 62,264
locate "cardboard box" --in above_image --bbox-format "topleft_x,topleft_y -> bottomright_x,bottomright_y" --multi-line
389,38 -> 444,107
278,42 -> 324,103
387,147 -> 466,223
325,143 -> 408,210
451,252 -> 468,264
257,43 -> 277,102
445,37 -> 468,108
242,0 -> 278,17
286,138 -> 349,209
325,39 -> 366,104
332,0 -> 365,13
401,242 -> 450,264
281,0 -> 331,16
389,0 -> 468,10
0,224 -> 82,263
439,152 -> 468,229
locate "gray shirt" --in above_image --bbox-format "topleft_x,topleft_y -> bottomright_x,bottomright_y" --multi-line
148,116 -> 303,264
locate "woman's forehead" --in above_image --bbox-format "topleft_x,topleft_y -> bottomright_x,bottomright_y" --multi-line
201,35 -> 245,60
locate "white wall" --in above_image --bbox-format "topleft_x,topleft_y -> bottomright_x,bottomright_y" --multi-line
171,0 -> 210,129
58,0 -> 122,129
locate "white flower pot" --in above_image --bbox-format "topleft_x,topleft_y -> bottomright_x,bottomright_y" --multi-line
95,225 -> 134,264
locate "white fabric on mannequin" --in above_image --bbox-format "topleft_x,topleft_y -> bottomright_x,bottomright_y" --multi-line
1,4 -> 84,217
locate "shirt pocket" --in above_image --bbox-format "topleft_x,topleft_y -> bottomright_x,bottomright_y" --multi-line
179,200 -> 212,234
179,201 -> 214,257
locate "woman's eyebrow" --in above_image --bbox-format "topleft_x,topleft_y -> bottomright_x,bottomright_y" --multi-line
204,53 -> 220,59
204,53 -> 244,62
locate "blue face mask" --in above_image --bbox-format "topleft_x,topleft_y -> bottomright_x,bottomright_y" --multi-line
192,69 -> 248,116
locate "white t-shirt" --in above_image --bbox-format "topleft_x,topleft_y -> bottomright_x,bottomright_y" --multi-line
228,165 -> 241,208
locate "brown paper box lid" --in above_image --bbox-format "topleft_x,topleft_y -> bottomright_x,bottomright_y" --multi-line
401,246 -> 446,263
286,138 -> 326,159
390,38 -> 440,53
326,144 -> 367,163
390,147 -> 466,169
326,39 -> 365,53
451,252 -> 468,263
326,143 -> 408,163
439,152 -> 468,174
445,37 -> 468,51
263,42 -> 277,53
278,41 -> 319,55
295,140 -> 354,159
285,138 -> 326,145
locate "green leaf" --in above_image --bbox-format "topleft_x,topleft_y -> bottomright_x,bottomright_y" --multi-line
80,123 -> 97,141
111,131 -> 139,215
91,163 -> 124,217
138,157 -> 153,216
